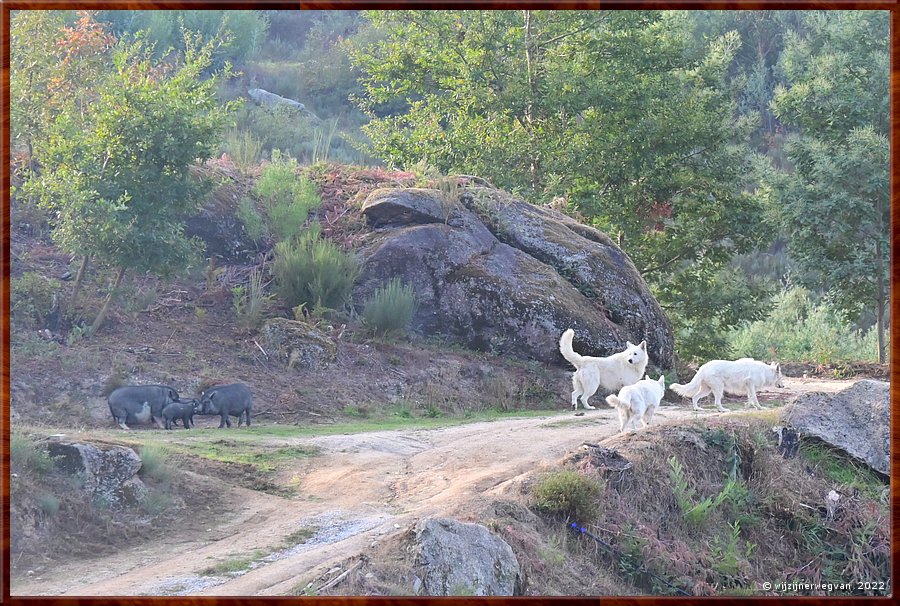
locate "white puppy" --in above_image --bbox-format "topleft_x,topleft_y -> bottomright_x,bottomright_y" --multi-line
670,358 -> 784,412
606,374 -> 666,433
559,328 -> 649,410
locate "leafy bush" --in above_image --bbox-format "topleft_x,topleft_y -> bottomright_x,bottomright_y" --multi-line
254,150 -> 322,241
11,272 -> 58,328
272,223 -> 359,311
362,278 -> 417,338
729,286 -> 882,363
10,432 -> 53,476
237,197 -> 267,241
532,470 -> 601,521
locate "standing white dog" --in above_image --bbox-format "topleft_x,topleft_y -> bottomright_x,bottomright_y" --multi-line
606,374 -> 666,433
559,328 -> 649,410
670,358 -> 785,412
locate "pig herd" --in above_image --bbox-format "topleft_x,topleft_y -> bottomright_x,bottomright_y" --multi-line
107,383 -> 253,430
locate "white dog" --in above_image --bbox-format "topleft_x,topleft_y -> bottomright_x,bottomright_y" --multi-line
606,374 -> 666,433
559,328 -> 649,410
670,358 -> 785,412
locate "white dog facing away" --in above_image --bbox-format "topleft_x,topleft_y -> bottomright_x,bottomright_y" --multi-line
670,358 -> 785,412
606,374 -> 666,433
559,328 -> 649,410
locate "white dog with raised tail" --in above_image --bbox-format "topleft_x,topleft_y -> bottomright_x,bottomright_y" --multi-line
670,358 -> 784,412
559,328 -> 649,410
606,374 -> 666,433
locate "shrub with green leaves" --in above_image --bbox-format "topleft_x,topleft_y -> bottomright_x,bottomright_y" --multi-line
273,223 -> 359,311
237,197 -> 267,241
254,150 -> 322,242
363,278 -> 417,338
11,272 -> 58,328
532,470 -> 601,521
729,286 -> 883,363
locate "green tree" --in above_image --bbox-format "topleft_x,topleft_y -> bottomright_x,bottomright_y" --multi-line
11,11 -> 121,167
763,11 -> 889,362
678,10 -> 805,151
26,26 -> 235,335
10,10 -> 66,165
349,10 -> 772,359
97,10 -> 269,68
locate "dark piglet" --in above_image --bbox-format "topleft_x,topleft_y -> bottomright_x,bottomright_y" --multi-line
198,383 -> 252,428
162,399 -> 198,430
108,384 -> 180,430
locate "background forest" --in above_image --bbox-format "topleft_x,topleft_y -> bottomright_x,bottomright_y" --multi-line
10,9 -> 890,365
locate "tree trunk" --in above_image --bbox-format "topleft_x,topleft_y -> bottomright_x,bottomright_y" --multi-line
876,282 -> 885,364
89,265 -> 125,337
873,188 -> 887,364
874,237 -> 886,363
70,254 -> 90,309
522,10 -> 540,193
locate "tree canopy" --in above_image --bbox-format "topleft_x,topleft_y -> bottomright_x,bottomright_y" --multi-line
762,11 -> 889,361
20,14 -> 235,333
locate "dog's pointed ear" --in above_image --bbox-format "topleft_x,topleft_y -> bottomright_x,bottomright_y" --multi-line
640,341 -> 647,351
626,340 -> 634,348
659,375 -> 665,385
774,363 -> 781,373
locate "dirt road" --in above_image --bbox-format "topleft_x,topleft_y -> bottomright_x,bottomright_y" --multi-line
12,377 -> 854,596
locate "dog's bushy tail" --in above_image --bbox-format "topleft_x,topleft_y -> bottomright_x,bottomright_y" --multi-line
670,374 -> 702,398
606,394 -> 626,409
558,329 -> 586,369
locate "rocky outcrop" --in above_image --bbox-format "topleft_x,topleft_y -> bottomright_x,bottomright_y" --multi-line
411,518 -> 523,596
183,176 -> 266,263
248,88 -> 319,120
260,318 -> 337,370
47,440 -> 147,508
784,380 -> 889,475
353,185 -> 674,368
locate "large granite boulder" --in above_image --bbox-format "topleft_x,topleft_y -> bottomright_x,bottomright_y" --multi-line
248,87 -> 306,111
248,88 -> 319,120
47,441 -> 147,508
260,318 -> 337,370
784,380 -> 889,475
183,175 -> 266,263
411,518 -> 523,596
353,185 -> 674,368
